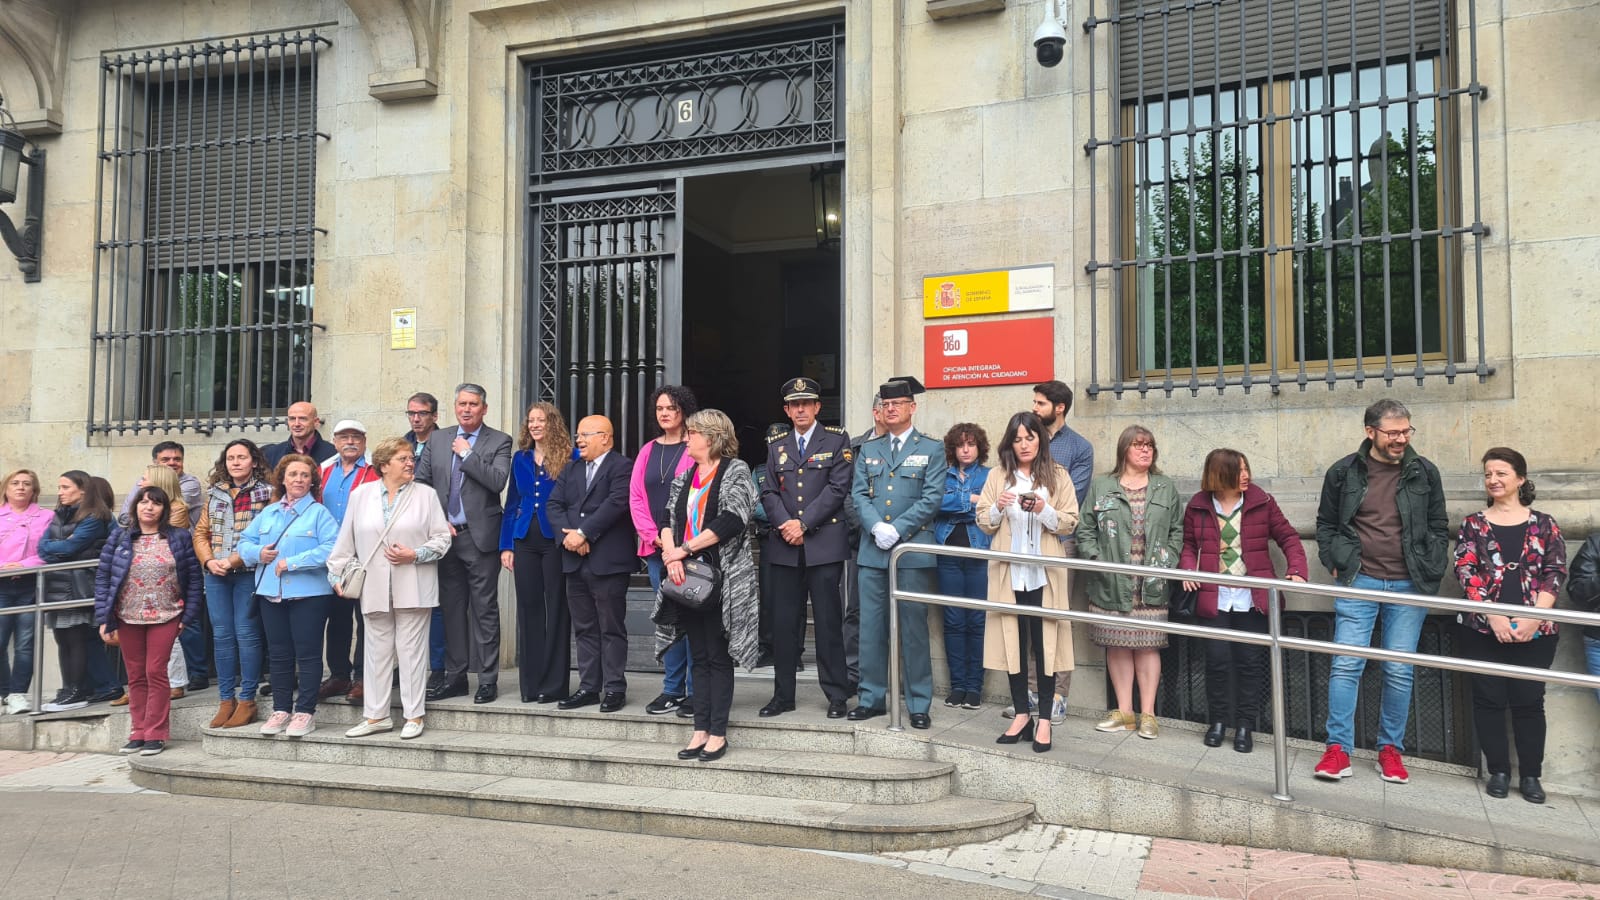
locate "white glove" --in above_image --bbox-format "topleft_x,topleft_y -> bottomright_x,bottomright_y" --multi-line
871,522 -> 899,549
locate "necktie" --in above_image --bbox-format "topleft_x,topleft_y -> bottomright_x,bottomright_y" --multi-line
448,455 -> 465,519
586,460 -> 598,489
797,433 -> 806,458
891,436 -> 902,459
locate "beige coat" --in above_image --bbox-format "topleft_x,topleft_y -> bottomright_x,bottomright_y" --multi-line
976,466 -> 1081,675
327,480 -> 453,615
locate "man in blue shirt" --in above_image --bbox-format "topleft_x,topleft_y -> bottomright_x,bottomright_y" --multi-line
318,420 -> 379,704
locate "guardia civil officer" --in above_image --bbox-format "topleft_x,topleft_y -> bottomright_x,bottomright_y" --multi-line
758,378 -> 855,719
848,377 -> 946,729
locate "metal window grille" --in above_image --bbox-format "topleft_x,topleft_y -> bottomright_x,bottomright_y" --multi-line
90,32 -> 329,435
532,24 -> 842,177
1082,1 -> 1492,398
1148,611 -> 1473,764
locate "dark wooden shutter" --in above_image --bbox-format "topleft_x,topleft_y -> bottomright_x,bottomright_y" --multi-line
1116,0 -> 1446,99
144,64 -> 316,268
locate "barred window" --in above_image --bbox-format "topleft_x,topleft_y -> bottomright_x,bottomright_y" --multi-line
1084,1 -> 1491,397
90,33 -> 328,435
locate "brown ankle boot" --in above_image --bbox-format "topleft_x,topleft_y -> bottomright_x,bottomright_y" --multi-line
209,700 -> 237,729
222,700 -> 258,728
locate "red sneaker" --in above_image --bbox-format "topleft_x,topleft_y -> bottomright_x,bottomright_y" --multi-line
1375,745 -> 1410,784
1314,744 -> 1353,780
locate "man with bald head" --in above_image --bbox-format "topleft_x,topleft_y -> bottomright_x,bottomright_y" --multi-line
547,414 -> 635,712
415,384 -> 514,703
264,401 -> 337,469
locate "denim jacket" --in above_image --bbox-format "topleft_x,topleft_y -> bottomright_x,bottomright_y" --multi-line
237,494 -> 339,599
933,464 -> 993,550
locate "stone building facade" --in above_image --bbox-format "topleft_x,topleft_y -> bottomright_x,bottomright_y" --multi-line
0,0 -> 1596,790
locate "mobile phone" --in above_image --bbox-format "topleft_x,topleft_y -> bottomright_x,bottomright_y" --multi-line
1019,492 -> 1039,505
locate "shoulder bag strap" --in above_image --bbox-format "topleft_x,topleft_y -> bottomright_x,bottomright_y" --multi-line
357,487 -> 410,569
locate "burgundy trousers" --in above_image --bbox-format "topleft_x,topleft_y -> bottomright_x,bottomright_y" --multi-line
120,619 -> 181,741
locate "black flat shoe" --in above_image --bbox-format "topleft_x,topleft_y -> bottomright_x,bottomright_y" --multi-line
1520,776 -> 1546,804
909,713 -> 931,730
599,691 -> 626,713
996,718 -> 1035,745
676,699 -> 695,719
827,699 -> 847,719
1032,720 -> 1053,753
557,690 -> 600,710
1233,726 -> 1253,754
759,698 -> 795,717
847,706 -> 885,721
698,742 -> 728,762
533,693 -> 563,704
473,684 -> 498,704
1486,772 -> 1510,798
677,744 -> 707,760
1203,722 -> 1226,747
426,678 -> 468,701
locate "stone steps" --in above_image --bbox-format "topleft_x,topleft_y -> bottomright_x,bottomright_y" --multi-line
197,725 -> 957,805
127,696 -> 1034,851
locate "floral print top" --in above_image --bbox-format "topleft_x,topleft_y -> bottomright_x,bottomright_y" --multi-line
116,533 -> 183,624
1453,509 -> 1566,636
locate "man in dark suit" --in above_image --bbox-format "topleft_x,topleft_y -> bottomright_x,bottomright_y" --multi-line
263,401 -> 337,469
759,377 -> 854,719
415,383 -> 513,703
547,414 -> 635,713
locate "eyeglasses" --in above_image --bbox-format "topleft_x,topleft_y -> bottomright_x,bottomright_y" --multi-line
405,410 -> 434,418
1373,427 -> 1416,439
880,399 -> 913,409
575,430 -> 610,439
1129,440 -> 1155,449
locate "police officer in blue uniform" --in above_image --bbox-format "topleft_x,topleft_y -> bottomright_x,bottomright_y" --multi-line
759,378 -> 854,719
848,376 -> 947,729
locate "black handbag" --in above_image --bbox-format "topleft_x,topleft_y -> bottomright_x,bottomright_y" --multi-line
660,557 -> 722,610
1168,580 -> 1199,620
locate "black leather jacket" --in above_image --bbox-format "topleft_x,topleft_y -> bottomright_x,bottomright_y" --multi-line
1567,533 -> 1600,640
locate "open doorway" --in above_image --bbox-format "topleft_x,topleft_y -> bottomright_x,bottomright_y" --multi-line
680,165 -> 843,468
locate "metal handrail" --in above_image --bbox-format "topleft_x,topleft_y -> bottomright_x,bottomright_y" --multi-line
885,543 -> 1600,803
0,559 -> 101,715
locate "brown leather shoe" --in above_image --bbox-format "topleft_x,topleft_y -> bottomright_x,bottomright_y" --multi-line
317,678 -> 352,699
170,687 -> 187,700
347,682 -> 365,704
208,699 -> 237,729
222,699 -> 258,728
109,692 -> 129,707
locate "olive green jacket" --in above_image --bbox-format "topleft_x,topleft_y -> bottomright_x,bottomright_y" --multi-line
1075,473 -> 1184,611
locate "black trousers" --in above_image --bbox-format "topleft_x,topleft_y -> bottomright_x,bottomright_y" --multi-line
1458,624 -> 1558,777
843,559 -> 860,689
683,601 -> 734,736
55,624 -> 97,693
438,528 -> 502,684
514,531 -> 570,701
1205,608 -> 1269,726
324,596 -> 364,681
771,556 -> 848,704
1006,588 -> 1053,714
567,569 -> 629,695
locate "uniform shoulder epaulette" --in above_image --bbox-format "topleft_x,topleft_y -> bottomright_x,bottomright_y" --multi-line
767,429 -> 792,444
823,425 -> 847,435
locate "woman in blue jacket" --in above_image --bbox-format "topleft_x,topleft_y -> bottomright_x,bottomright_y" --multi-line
94,485 -> 203,756
499,402 -> 576,704
934,423 -> 992,709
239,454 -> 340,739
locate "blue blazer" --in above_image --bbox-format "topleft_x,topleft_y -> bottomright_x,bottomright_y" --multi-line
500,447 -> 580,549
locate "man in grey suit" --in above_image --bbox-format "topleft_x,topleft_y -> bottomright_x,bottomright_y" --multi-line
415,383 -> 513,704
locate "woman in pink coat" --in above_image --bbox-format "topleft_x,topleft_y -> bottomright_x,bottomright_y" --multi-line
1,469 -> 55,715
1179,449 -> 1307,753
630,385 -> 698,716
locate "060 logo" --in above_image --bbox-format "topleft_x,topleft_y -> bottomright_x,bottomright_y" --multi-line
942,329 -> 968,356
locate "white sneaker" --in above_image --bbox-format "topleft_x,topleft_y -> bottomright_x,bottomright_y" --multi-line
344,718 -> 392,738
1051,693 -> 1067,726
400,720 -> 425,740
5,693 -> 31,715
286,712 -> 316,737
260,711 -> 291,735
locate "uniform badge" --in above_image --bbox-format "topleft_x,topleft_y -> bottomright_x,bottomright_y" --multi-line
842,447 -> 853,462
779,449 -> 788,466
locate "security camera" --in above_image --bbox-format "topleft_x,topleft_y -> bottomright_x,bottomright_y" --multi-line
1033,11 -> 1067,68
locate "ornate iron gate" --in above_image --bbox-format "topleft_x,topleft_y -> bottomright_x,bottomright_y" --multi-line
524,22 -> 844,446
533,184 -> 680,454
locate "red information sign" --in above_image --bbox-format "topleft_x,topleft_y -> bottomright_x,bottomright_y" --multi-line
923,317 -> 1054,389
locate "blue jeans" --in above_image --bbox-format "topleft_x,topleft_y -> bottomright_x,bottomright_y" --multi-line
1324,574 -> 1426,751
937,555 -> 987,693
259,594 -> 330,715
205,571 -> 263,702
1584,635 -> 1600,704
178,602 -> 210,682
648,555 -> 693,697
429,607 -> 446,671
0,577 -> 37,694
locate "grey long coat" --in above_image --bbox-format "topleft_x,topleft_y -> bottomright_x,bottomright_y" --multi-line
651,458 -> 760,669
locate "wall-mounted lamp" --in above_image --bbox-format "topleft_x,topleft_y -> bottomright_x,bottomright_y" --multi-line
0,95 -> 46,282
811,163 -> 842,249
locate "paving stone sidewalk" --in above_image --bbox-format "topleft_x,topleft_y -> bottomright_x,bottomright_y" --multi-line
3,750 -> 1597,899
